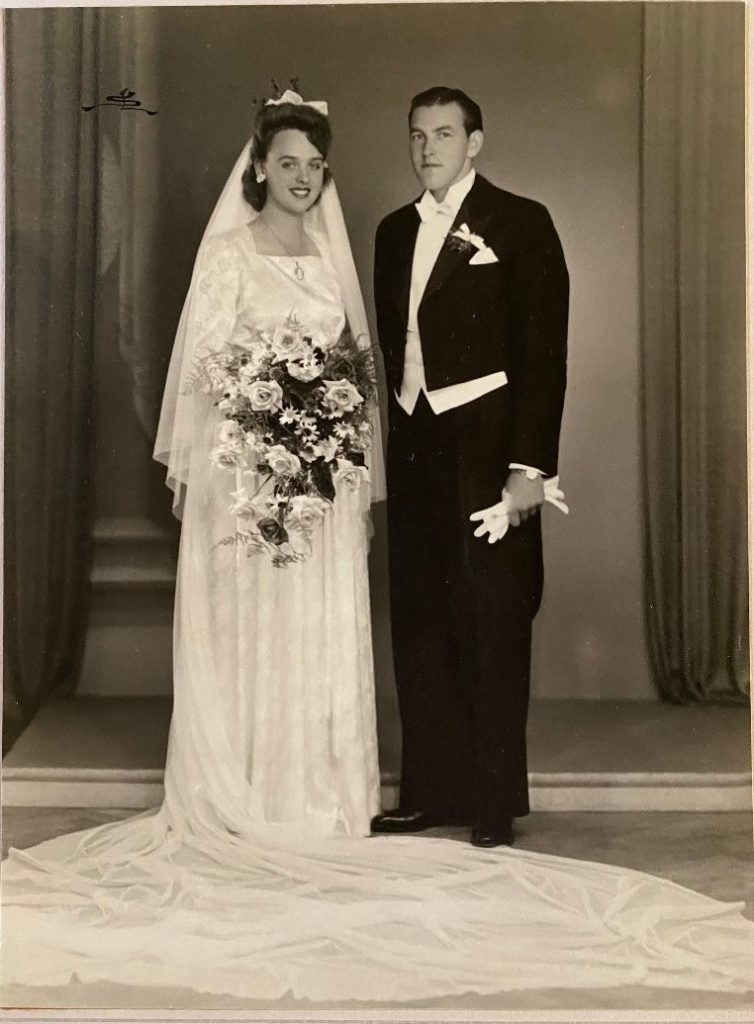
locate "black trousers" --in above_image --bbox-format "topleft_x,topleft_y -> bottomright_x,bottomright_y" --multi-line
386,389 -> 544,827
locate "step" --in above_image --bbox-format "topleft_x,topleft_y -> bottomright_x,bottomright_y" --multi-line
3,698 -> 751,812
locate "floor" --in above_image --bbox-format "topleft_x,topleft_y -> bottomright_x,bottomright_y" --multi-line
3,806 -> 753,1013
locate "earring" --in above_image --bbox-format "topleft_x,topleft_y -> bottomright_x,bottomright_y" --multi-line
256,171 -> 266,184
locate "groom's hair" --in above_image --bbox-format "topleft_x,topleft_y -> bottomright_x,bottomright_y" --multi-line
409,87 -> 483,136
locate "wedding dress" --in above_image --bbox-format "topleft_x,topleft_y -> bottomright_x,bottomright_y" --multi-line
158,226 -> 382,841
3,135 -> 754,1003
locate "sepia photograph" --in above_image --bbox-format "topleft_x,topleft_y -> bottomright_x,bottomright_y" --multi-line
1,0 -> 752,1019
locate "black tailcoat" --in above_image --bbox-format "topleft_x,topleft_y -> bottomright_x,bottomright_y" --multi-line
375,173 -> 568,475
373,174 -> 569,825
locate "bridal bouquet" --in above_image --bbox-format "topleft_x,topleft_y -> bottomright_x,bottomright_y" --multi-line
190,314 -> 376,567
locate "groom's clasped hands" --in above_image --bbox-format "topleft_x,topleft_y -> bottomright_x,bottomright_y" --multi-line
470,473 -> 569,543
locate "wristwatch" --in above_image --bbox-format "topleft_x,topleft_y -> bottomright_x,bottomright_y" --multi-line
513,467 -> 541,481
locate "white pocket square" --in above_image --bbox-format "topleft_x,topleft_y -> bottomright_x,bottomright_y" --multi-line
469,246 -> 499,266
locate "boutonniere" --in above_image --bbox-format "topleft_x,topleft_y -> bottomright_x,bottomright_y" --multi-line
446,224 -> 499,266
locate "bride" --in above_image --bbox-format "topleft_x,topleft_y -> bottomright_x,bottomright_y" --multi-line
152,88 -> 384,841
2,89 -> 754,1005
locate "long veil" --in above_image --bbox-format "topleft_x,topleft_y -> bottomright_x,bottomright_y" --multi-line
153,138 -> 386,516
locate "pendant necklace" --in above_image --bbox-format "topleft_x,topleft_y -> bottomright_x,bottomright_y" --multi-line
263,220 -> 306,281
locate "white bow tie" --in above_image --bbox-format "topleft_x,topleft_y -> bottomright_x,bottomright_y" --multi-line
415,192 -> 455,223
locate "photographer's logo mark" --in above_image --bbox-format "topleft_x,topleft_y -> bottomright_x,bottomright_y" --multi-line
82,89 -> 157,115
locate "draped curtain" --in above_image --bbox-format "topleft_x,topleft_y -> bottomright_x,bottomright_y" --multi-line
640,3 -> 748,702
96,8 -> 163,443
4,9 -> 102,738
4,8 -> 163,742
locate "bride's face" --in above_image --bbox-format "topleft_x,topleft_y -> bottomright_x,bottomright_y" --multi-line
259,129 -> 326,216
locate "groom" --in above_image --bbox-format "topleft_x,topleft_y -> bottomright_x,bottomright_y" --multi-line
372,87 -> 569,847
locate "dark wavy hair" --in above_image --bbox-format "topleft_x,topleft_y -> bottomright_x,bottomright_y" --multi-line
409,86 -> 483,136
242,102 -> 333,211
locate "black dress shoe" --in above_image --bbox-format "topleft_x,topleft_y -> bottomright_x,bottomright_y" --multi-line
470,821 -> 515,848
370,810 -> 432,834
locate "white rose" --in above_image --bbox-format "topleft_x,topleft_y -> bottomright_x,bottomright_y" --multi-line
334,458 -> 370,493
218,419 -> 243,444
210,443 -> 246,471
271,325 -> 309,363
321,379 -> 364,416
246,379 -> 284,413
288,495 -> 330,530
265,444 -> 302,478
229,486 -> 255,516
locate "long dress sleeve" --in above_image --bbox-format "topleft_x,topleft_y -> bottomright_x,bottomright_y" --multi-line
153,234 -> 241,515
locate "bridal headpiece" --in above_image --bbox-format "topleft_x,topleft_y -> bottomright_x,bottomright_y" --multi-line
255,78 -> 329,118
265,89 -> 329,117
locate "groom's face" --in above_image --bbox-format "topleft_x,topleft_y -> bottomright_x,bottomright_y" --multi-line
409,102 -> 482,199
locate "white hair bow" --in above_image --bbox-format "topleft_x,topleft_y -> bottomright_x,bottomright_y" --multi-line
265,89 -> 329,117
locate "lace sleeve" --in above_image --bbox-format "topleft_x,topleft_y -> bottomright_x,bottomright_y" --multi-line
188,235 -> 241,362
153,232 -> 242,515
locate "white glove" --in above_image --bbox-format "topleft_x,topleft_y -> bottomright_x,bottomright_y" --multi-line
469,476 -> 569,544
